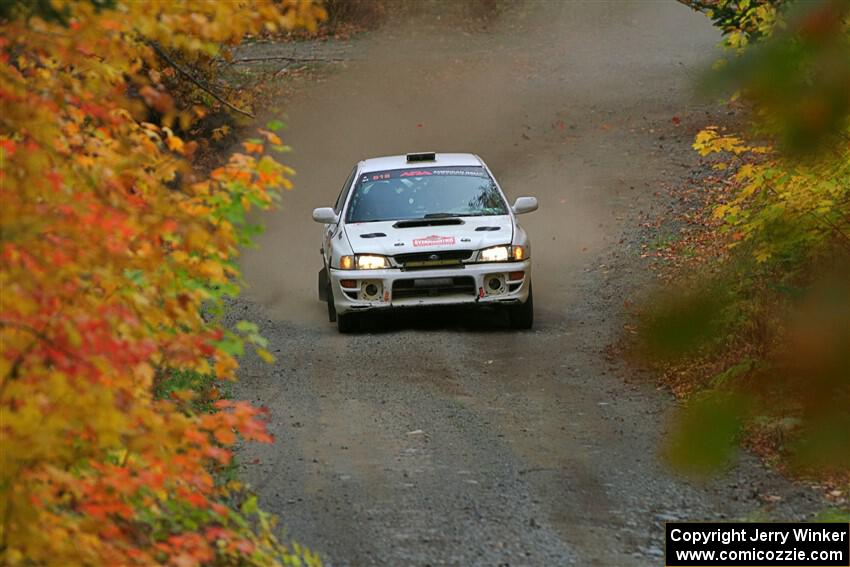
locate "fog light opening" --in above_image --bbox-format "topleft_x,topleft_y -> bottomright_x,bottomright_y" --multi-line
484,274 -> 506,296
359,280 -> 383,301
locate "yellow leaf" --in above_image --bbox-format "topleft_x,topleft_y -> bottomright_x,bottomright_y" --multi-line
260,130 -> 282,145
133,363 -> 155,388
736,164 -> 754,180
740,181 -> 760,198
166,134 -> 184,153
257,348 -> 275,363
199,260 -> 224,280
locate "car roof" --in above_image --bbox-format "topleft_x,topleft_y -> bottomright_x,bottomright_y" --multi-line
358,153 -> 484,173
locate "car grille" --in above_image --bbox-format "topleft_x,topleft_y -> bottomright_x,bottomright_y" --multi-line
393,249 -> 473,269
392,276 -> 476,300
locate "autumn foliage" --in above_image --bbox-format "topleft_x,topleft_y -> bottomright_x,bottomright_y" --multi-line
645,0 -> 850,484
0,1 -> 325,564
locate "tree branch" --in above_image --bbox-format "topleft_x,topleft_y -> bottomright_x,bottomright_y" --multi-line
763,184 -> 850,251
230,55 -> 347,64
0,319 -> 86,368
146,41 -> 255,119
674,0 -> 714,13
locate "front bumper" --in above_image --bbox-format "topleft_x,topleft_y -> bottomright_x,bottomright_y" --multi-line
329,260 -> 531,315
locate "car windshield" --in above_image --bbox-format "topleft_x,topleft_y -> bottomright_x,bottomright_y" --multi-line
345,166 -> 508,223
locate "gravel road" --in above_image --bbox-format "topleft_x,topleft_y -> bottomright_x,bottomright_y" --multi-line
231,3 -> 825,565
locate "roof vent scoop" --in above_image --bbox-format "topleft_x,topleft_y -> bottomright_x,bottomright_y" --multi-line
406,152 -> 436,163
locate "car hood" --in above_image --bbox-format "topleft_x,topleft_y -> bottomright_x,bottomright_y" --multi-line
344,215 -> 513,256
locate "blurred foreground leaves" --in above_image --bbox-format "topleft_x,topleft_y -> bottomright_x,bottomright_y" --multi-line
705,0 -> 850,154
646,0 -> 850,484
0,1 -> 326,564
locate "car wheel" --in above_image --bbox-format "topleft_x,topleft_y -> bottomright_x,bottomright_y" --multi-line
336,311 -> 359,333
509,283 -> 534,330
326,280 -> 337,323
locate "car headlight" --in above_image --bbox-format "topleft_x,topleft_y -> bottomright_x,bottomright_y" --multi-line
339,254 -> 390,270
479,246 -> 510,262
479,245 -> 527,262
356,255 -> 389,269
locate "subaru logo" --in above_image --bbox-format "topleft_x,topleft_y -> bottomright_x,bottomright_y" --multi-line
428,254 -> 439,261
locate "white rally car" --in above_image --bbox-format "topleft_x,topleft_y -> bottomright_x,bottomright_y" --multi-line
312,152 -> 537,332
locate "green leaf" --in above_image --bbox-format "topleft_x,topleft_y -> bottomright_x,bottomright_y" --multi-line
241,494 -> 258,515
215,334 -> 244,357
235,320 -> 258,334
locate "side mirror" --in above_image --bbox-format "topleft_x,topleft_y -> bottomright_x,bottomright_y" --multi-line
312,207 -> 339,224
512,196 -> 538,215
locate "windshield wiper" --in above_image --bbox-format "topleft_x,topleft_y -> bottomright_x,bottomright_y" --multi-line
422,212 -> 488,219
423,212 -> 462,219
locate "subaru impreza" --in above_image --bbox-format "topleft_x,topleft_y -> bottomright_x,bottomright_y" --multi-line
313,152 -> 537,332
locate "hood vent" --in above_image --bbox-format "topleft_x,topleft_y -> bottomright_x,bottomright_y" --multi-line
393,218 -> 463,229
359,232 -> 386,238
475,226 -> 501,231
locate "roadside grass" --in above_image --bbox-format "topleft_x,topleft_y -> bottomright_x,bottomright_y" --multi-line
814,508 -> 850,522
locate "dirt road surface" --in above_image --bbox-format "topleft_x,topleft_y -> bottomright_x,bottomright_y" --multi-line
232,3 -> 823,565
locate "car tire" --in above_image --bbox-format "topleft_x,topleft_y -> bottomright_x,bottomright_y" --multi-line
326,280 -> 337,323
509,284 -> 534,330
336,312 -> 358,333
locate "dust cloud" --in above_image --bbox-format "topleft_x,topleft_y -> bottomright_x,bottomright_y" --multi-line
239,1 -> 718,325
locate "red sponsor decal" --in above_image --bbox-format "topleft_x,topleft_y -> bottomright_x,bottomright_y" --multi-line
400,170 -> 433,177
413,234 -> 456,247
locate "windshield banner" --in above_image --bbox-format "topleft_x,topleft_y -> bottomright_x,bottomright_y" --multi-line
363,167 -> 488,183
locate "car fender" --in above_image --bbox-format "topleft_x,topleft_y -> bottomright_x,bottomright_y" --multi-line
318,266 -> 329,301
513,223 -> 531,254
326,223 -> 355,269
